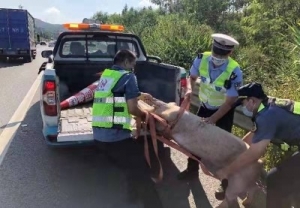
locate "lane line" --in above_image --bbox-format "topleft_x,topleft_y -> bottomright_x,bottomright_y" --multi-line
0,73 -> 42,165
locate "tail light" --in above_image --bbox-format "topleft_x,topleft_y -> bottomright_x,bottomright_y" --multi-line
180,77 -> 187,105
43,80 -> 57,116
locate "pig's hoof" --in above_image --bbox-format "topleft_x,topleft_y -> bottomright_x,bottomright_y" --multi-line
215,186 -> 226,201
215,179 -> 228,200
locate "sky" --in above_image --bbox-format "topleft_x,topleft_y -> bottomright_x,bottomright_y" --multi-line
1,0 -> 159,24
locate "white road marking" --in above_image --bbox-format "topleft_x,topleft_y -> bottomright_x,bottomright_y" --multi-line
0,73 -> 42,165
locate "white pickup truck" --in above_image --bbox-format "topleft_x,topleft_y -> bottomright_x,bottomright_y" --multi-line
39,23 -> 187,147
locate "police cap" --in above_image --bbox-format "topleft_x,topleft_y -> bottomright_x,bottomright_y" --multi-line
234,82 -> 268,107
238,82 -> 267,98
212,33 -> 239,51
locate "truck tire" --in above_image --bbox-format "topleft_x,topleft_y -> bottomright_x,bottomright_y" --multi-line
0,57 -> 6,62
25,55 -> 32,63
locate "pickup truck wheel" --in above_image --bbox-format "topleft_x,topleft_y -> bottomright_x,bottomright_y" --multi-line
0,57 -> 6,62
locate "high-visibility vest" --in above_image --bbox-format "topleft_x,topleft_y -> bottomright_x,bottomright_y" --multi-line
257,97 -> 300,115
198,51 -> 239,107
256,98 -> 300,151
92,68 -> 131,130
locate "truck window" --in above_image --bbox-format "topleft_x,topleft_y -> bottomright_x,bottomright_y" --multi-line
60,39 -> 139,58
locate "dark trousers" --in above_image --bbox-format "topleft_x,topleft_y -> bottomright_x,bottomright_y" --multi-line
267,152 -> 300,208
95,138 -> 163,208
187,105 -> 235,171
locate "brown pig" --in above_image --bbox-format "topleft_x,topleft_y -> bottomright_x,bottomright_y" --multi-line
138,98 -> 263,207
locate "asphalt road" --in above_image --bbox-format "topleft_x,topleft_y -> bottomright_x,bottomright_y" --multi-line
0,91 -> 219,208
0,45 -> 49,135
0,47 -> 265,208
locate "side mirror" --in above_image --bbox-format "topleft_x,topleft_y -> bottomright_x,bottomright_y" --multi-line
147,55 -> 162,64
41,50 -> 53,58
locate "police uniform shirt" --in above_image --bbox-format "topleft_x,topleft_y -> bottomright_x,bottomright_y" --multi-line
189,55 -> 243,110
93,65 -> 141,142
252,105 -> 300,145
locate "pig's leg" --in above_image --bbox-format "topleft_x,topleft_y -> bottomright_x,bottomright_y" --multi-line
223,162 -> 262,206
242,184 -> 259,206
215,174 -> 256,208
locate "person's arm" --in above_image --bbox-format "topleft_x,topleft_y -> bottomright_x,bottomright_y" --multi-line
221,139 -> 270,178
217,111 -> 277,179
187,56 -> 201,92
242,131 -> 254,145
124,74 -> 146,120
210,67 -> 243,122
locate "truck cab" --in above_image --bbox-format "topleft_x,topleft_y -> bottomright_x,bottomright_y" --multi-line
39,22 -> 187,146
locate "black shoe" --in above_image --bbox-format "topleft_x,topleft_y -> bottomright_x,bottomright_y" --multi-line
215,179 -> 228,200
177,169 -> 199,180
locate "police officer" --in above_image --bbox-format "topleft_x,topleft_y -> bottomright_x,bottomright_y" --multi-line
92,49 -> 163,208
216,82 -> 300,208
178,33 -> 243,180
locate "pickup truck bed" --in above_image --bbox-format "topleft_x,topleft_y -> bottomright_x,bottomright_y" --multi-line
58,103 -> 93,142
40,30 -> 185,146
56,62 -> 182,142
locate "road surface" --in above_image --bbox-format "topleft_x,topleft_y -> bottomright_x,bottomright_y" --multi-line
0,46 -> 48,135
0,47 -> 266,208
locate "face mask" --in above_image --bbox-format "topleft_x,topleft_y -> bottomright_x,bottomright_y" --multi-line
211,56 -> 227,66
242,99 -> 256,117
242,106 -> 253,117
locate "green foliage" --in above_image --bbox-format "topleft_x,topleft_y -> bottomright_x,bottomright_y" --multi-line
92,0 -> 300,171
141,14 -> 213,69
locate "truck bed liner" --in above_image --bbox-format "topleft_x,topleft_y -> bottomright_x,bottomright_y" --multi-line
58,103 -> 93,142
57,103 -> 143,142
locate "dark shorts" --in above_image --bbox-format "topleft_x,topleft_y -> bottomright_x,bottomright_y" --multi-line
187,105 -> 235,170
267,151 -> 300,208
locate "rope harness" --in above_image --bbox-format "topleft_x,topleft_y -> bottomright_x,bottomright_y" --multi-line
134,97 -> 215,183
134,96 -> 267,198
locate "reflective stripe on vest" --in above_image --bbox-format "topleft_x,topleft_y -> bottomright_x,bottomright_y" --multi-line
93,116 -> 131,124
92,68 -> 132,130
198,51 -> 239,107
93,97 -> 126,104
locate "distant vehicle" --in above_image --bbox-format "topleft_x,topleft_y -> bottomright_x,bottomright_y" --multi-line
0,8 -> 36,62
40,41 -> 47,45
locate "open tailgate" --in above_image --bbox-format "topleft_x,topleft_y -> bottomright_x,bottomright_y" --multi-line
57,104 -> 94,142
57,62 -> 182,142
57,104 -> 144,142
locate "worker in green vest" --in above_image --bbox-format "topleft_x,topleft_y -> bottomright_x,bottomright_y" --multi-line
92,49 -> 163,208
215,82 -> 300,208
178,33 -> 243,180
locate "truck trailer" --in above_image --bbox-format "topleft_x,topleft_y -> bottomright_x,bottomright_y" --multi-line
0,8 -> 36,62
